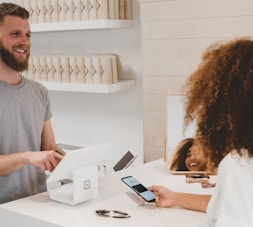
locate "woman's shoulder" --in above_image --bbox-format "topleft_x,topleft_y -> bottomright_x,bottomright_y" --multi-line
218,149 -> 253,176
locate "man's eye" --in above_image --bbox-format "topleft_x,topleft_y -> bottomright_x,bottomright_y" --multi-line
11,32 -> 19,36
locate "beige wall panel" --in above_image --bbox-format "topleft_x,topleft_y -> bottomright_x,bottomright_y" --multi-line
144,145 -> 165,163
141,0 -> 253,21
142,56 -> 201,76
141,39 -> 225,59
140,0 -> 176,21
177,0 -> 253,18
142,17 -> 253,40
143,94 -> 167,112
143,76 -> 186,94
143,111 -> 166,146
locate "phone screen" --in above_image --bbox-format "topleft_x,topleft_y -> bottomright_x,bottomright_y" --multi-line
121,176 -> 156,202
113,151 -> 136,171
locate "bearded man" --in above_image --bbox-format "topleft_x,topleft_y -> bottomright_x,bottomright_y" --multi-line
0,2 -> 63,204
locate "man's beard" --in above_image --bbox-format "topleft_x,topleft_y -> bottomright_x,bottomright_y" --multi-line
0,44 -> 29,72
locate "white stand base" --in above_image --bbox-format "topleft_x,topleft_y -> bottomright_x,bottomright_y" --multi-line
47,164 -> 98,205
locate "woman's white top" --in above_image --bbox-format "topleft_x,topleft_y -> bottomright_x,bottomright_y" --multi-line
203,150 -> 253,227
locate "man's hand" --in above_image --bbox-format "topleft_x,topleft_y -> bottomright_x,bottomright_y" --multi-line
26,150 -> 64,172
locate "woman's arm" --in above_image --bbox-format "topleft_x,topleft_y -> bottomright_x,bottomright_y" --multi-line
149,185 -> 211,212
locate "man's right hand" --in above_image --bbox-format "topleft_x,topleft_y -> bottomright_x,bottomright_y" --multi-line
26,150 -> 64,172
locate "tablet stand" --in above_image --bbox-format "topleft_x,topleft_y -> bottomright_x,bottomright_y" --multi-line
47,164 -> 98,205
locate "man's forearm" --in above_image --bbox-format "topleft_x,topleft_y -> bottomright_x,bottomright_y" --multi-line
0,152 -> 28,176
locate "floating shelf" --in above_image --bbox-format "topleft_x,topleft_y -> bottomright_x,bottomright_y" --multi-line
41,79 -> 135,93
31,19 -> 134,32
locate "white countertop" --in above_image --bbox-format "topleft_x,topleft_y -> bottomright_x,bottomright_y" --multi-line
0,159 -> 215,227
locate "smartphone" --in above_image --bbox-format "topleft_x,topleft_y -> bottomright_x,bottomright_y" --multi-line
113,151 -> 137,171
121,176 -> 156,202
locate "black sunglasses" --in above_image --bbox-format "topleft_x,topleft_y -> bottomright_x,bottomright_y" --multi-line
94,209 -> 131,218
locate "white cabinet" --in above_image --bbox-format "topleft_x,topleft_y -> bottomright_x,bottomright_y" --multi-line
32,19 -> 135,93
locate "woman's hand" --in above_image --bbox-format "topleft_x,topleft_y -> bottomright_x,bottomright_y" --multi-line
148,185 -> 176,208
149,185 -> 211,212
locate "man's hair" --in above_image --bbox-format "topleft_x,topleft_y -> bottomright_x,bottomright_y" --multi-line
0,2 -> 29,22
184,38 -> 253,171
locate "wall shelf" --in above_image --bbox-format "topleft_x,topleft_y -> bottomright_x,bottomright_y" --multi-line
42,79 -> 135,93
31,19 -> 134,32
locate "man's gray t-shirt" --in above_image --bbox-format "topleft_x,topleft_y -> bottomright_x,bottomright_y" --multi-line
0,75 -> 52,203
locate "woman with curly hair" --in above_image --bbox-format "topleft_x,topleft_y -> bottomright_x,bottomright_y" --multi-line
149,38 -> 253,226
169,137 -> 206,171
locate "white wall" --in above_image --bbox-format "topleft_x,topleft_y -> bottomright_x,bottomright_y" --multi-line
140,0 -> 253,161
28,0 -> 253,164
30,2 -> 143,164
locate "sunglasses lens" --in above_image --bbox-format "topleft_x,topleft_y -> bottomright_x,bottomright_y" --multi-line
95,210 -> 110,216
113,210 -> 128,216
95,210 -> 130,218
